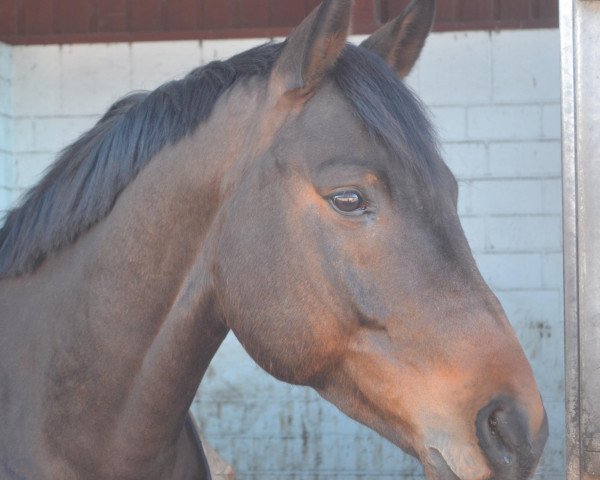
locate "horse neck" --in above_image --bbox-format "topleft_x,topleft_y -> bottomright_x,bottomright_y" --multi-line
30,82 -> 265,471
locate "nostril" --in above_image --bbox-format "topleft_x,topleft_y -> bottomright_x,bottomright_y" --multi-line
476,397 -> 533,472
486,411 -> 514,465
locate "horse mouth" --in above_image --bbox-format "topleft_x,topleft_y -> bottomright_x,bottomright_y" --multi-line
426,448 -> 462,480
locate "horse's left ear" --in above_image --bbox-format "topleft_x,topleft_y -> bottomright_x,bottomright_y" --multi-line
273,0 -> 353,94
361,0 -> 435,78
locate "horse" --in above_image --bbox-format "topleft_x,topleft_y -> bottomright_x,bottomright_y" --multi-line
0,1 -> 548,479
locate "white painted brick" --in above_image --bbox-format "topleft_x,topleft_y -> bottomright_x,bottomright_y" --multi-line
468,105 -> 541,140
442,142 -> 488,179
12,117 -> 35,153
542,253 -> 563,289
60,43 -> 131,116
492,30 -> 560,103
0,114 -> 12,152
0,42 -> 12,81
487,215 -> 562,252
458,216 -> 486,252
0,78 -> 11,116
15,152 -> 54,189
13,45 -> 61,116
542,179 -> 562,215
0,187 -> 17,213
0,151 -> 15,188
33,116 -> 97,153
131,41 -> 202,91
201,38 -> 270,62
470,179 -> 543,215
429,106 -> 466,142
488,141 -> 561,178
475,253 -> 542,290
456,181 -> 470,216
419,32 -> 491,105
542,104 -> 561,139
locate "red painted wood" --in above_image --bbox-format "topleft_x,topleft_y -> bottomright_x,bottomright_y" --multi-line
201,0 -> 234,29
19,0 -> 55,35
353,0 -> 379,33
269,0 -> 305,27
129,0 -> 164,32
456,0 -> 493,22
235,0 -> 270,28
435,0 -> 456,23
0,0 -> 559,45
96,0 -> 128,32
532,0 -> 558,20
494,0 -> 531,21
0,0 -> 17,36
165,0 -> 200,31
54,0 -> 96,34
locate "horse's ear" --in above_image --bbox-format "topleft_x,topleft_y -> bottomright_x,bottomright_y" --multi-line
273,0 -> 353,94
361,0 -> 435,78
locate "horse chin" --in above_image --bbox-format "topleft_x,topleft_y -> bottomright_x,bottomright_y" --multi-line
419,434 -> 492,480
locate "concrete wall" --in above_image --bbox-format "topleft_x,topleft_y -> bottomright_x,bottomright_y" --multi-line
0,31 -> 564,479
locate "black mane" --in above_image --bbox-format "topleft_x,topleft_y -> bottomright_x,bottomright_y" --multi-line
0,42 -> 438,277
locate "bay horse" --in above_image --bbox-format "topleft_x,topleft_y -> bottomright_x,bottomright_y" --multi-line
0,1 -> 548,479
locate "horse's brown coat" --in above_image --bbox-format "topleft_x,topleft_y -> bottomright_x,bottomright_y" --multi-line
0,1 -> 547,479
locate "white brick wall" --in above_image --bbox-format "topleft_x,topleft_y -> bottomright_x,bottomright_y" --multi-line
0,42 -> 15,208
0,30 -> 564,478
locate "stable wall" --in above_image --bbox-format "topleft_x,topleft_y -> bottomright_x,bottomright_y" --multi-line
0,30 -> 564,479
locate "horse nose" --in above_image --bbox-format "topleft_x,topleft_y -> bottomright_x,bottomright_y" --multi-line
476,397 -> 548,479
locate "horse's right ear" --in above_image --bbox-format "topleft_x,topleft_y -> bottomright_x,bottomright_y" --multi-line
272,0 -> 353,95
361,0 -> 435,78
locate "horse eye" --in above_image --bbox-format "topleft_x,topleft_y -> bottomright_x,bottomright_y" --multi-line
331,191 -> 366,214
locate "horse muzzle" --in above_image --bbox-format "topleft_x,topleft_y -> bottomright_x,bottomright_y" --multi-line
475,397 -> 548,480
422,397 -> 548,480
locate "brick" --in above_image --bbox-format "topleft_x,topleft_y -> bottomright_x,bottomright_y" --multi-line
488,141 -> 561,178
0,78 -> 11,117
467,105 -> 541,140
470,179 -> 543,215
542,253 -> 563,289
429,106 -> 467,142
96,0 -> 128,32
32,116 -> 97,153
542,104 -> 560,139
458,216 -> 486,252
0,151 -> 16,188
131,41 -> 202,90
418,32 -> 492,105
486,215 -> 562,252
0,114 -> 12,153
201,38 -> 270,62
15,152 -> 53,189
492,29 -> 560,103
475,253 -> 542,290
12,117 -> 35,153
60,43 -> 131,115
0,43 -> 12,81
442,142 -> 488,179
12,45 -> 61,116
541,178 -> 561,215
